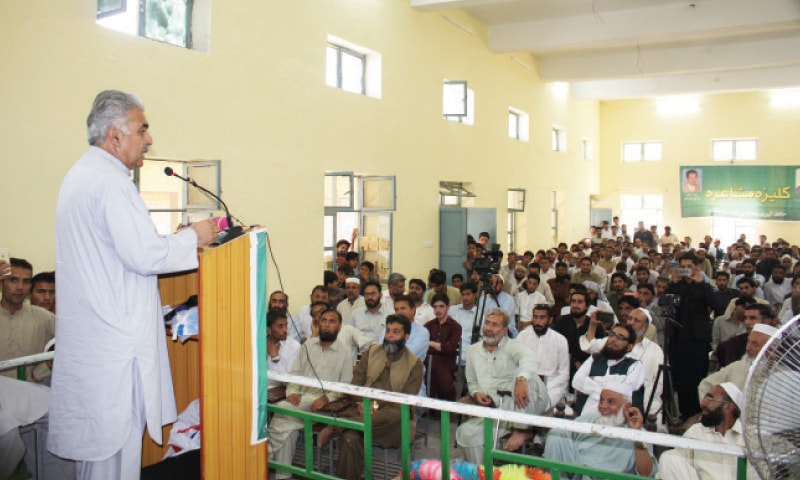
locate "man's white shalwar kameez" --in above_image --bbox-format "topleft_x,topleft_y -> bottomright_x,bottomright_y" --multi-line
49,147 -> 199,467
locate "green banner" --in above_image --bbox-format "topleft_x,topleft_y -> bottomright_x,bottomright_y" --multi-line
250,229 -> 268,444
680,165 -> 800,220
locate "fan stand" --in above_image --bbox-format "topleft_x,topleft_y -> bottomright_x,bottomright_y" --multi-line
645,318 -> 683,434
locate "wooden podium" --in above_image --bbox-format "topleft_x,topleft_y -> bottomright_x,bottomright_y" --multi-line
143,232 -> 268,479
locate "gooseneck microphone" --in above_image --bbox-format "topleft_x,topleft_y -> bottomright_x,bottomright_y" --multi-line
163,166 -> 244,245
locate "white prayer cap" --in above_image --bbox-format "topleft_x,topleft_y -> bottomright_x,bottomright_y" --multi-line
601,381 -> 634,400
345,277 -> 361,285
719,382 -> 744,412
583,281 -> 600,293
635,307 -> 652,325
752,324 -> 778,337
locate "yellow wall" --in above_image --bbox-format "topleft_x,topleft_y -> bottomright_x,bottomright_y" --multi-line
0,1 -> 599,304
597,92 -> 800,245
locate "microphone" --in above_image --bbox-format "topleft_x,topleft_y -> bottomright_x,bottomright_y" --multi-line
163,167 -> 244,245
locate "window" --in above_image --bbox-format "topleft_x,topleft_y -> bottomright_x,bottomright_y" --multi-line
711,217 -> 755,247
96,0 -> 209,51
712,139 -> 757,161
507,189 -> 526,252
508,107 -> 529,141
551,126 -> 566,152
134,158 -> 220,234
325,35 -> 382,98
622,142 -> 662,162
550,191 -> 559,245
443,81 -> 474,125
323,173 -> 395,281
439,182 -> 475,207
582,138 -> 593,160
620,194 -> 663,230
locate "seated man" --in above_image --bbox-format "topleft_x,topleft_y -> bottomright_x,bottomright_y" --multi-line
544,383 -> 657,479
516,304 -> 570,408
0,258 -> 55,381
657,383 -> 756,480
715,303 -> 772,368
267,309 -> 302,402
699,324 -> 777,399
572,323 -> 645,415
317,314 -> 423,480
267,309 -> 360,479
456,308 -> 548,463
295,285 -> 329,342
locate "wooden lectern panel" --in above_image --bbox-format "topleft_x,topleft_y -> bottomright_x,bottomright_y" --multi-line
199,235 -> 268,479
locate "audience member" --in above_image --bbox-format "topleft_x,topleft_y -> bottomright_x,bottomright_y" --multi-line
544,384 -> 657,478
349,280 -> 391,343
456,308 -> 548,462
424,293 -> 461,400
267,310 -> 301,402
29,270 -> 56,313
517,304 -> 570,407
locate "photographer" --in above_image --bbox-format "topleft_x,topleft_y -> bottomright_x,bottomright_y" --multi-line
666,253 -> 716,421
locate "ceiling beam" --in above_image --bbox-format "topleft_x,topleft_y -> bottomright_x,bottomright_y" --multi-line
488,0 -> 800,53
571,64 -> 800,100
538,32 -> 800,81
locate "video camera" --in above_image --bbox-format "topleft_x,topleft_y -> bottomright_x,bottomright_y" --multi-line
472,243 -> 503,277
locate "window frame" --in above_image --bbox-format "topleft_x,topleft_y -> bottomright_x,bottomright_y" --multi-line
326,43 -> 366,95
711,138 -> 758,162
622,141 -> 663,162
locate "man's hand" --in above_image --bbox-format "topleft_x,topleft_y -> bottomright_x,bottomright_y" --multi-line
690,265 -> 704,283
190,219 -> 219,247
0,259 -> 9,278
286,393 -> 301,406
473,392 -> 494,407
310,395 -> 329,412
625,404 -> 644,430
514,379 -> 530,409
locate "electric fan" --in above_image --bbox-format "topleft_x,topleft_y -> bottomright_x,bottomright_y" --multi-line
743,315 -> 800,480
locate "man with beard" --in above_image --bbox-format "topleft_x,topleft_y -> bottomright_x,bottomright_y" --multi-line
714,301 -> 767,367
405,278 -> 433,325
337,277 -> 365,325
581,309 -> 664,422
573,324 -> 645,415
607,272 -> 629,318
268,309 -> 360,480
544,383 -> 657,478
699,324 -> 777,399
711,271 -> 738,319
269,290 -> 301,343
552,291 -> 607,384
763,265 -> 791,310
349,280 -> 392,343
456,308 -> 549,461
637,283 -> 666,348
516,273 -> 548,330
425,293 -> 462,400
267,309 -> 301,402
548,261 -> 572,314
571,258 -> 603,286
656,383 -> 756,480
517,304 -> 570,407
666,253 -> 716,420
710,297 -> 749,352
732,259 -> 766,299
317,315 -> 423,480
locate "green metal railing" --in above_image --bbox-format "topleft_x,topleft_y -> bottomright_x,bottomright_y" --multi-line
268,394 -> 749,480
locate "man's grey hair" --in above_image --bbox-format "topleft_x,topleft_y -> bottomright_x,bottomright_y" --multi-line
484,307 -> 509,327
388,273 -> 406,285
86,90 -> 144,146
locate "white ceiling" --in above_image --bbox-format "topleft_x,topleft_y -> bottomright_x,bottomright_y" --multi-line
411,0 -> 800,99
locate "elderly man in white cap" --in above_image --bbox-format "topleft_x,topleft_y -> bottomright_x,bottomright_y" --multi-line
656,382 -> 756,480
475,274 -> 518,336
581,307 -> 665,422
337,276 -> 365,324
698,323 -> 778,399
544,382 -> 657,478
